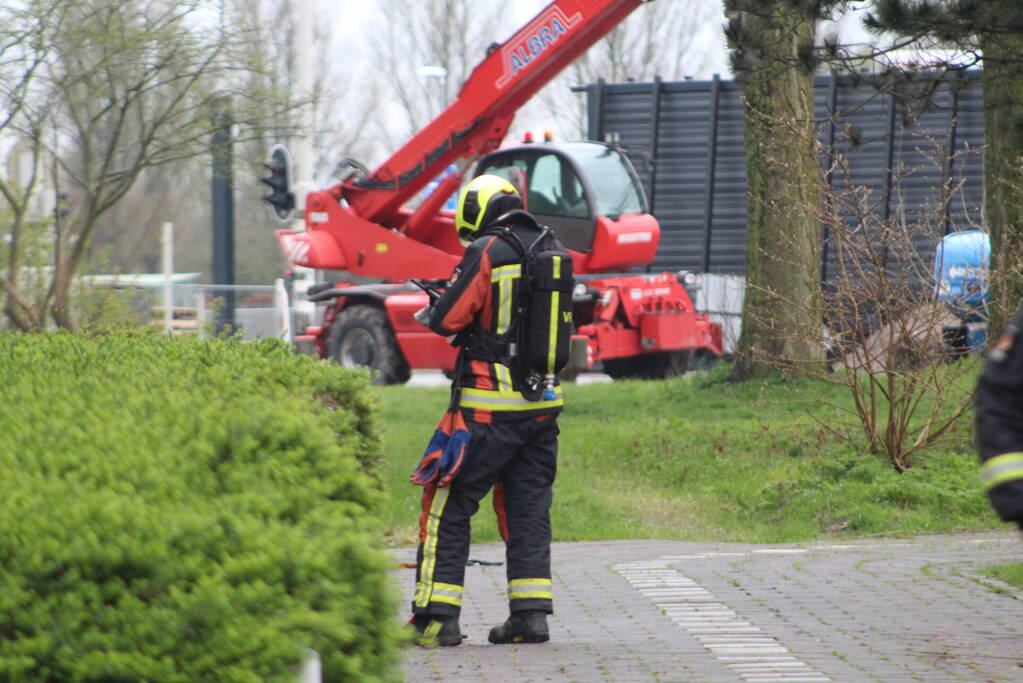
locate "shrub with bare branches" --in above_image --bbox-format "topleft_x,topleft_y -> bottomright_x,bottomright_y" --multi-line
741,115 -> 983,471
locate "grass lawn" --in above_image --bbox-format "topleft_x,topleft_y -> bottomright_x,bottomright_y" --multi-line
981,562 -> 1023,591
369,363 -> 1001,548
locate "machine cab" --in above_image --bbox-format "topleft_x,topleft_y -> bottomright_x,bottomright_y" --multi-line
474,141 -> 656,267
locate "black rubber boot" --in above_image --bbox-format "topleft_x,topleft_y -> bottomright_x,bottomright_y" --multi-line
488,610 -> 550,644
411,615 -> 465,647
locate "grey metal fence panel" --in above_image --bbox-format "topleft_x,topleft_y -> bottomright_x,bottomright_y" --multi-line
586,71 -> 985,281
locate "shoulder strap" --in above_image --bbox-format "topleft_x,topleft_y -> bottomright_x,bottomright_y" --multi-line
485,210 -> 554,257
492,225 -> 556,259
527,225 -> 554,253
480,224 -> 528,257
447,347 -> 467,411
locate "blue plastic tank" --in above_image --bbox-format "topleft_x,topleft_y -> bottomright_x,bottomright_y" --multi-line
934,229 -> 990,321
420,165 -> 459,211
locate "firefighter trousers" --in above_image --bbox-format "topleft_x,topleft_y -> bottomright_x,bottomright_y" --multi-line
413,413 -> 559,618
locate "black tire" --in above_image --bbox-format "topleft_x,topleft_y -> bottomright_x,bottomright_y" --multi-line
327,305 -> 411,385
558,368 -> 581,383
602,356 -> 638,380
645,350 -> 691,379
688,348 -> 720,371
603,350 -> 691,380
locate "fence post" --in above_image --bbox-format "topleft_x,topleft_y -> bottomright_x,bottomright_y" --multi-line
647,76 -> 663,216
941,72 -> 962,236
701,74 -> 721,274
297,650 -> 321,683
822,71 -> 839,285
274,278 -> 292,342
161,222 -> 173,334
211,102 -> 236,333
195,288 -> 207,340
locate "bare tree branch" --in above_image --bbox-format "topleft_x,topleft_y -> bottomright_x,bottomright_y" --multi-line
0,0 -> 300,331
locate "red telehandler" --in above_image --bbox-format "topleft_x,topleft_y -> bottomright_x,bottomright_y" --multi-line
267,0 -> 723,384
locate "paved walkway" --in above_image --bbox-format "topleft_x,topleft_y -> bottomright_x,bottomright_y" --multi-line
392,530 -> 1023,682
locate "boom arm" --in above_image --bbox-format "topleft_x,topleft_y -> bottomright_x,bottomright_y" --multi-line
343,0 -> 645,227
283,0 -> 647,279
281,0 -> 727,373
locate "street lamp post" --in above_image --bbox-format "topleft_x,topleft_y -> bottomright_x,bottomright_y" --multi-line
417,65 -> 448,120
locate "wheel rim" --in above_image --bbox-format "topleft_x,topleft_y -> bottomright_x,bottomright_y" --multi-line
338,328 -> 376,369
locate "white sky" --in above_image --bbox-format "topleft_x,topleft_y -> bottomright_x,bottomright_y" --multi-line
331,1 -> 873,76
329,0 -> 730,154
325,1 -> 874,164
332,2 -> 588,49
332,1 -> 730,77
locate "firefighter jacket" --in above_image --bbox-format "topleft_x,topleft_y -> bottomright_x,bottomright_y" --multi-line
976,306 -> 1023,523
428,211 -> 565,422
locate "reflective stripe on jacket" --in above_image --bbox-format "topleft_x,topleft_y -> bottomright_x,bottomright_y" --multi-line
428,214 -> 564,422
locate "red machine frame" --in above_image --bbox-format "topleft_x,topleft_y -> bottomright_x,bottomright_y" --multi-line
274,0 -> 723,380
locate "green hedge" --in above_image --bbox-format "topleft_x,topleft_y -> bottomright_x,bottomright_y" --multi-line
0,332 -> 402,682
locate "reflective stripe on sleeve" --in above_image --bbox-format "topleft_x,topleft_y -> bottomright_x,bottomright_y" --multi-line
509,578 -> 553,600
981,452 -> 1023,490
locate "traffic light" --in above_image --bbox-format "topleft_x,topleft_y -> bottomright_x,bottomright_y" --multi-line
55,191 -> 70,219
260,144 -> 294,221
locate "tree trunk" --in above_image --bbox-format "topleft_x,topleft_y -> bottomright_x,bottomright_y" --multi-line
729,4 -> 824,381
980,29 -> 1023,335
2,211 -> 34,331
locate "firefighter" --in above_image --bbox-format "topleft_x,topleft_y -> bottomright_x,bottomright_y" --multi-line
976,306 -> 1023,531
410,174 -> 563,647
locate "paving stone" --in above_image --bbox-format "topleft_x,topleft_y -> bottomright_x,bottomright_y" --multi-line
393,531 -> 1023,682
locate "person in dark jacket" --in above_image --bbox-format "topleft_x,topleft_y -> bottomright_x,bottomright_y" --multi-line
410,174 -> 563,647
976,306 -> 1023,530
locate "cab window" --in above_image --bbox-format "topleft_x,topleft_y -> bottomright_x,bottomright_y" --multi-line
479,159 -> 528,198
527,154 -> 589,218
480,152 -> 590,219
561,143 -> 644,217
